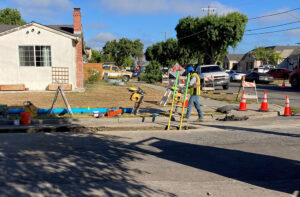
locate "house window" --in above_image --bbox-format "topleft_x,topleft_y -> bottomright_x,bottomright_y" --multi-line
19,46 -> 51,67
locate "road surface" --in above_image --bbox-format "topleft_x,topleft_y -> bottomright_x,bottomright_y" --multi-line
0,116 -> 299,196
214,82 -> 300,109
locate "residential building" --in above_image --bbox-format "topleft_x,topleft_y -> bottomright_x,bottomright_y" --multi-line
239,46 -> 300,72
223,54 -> 243,70
0,8 -> 85,90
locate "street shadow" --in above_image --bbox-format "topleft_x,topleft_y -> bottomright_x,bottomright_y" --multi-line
0,133 -> 175,197
139,108 -> 165,114
198,124 -> 300,138
131,137 -> 300,195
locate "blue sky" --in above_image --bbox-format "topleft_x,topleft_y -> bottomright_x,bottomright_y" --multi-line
1,0 -> 300,54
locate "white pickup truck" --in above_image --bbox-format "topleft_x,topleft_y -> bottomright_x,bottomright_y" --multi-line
196,65 -> 230,90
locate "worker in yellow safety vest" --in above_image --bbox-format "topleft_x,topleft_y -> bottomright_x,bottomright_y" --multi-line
183,65 -> 204,122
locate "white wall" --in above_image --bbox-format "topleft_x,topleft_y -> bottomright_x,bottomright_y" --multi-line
0,24 -> 76,90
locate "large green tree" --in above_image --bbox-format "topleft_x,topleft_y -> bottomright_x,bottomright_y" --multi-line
0,8 -> 26,25
145,38 -> 199,68
102,38 -> 144,66
88,49 -> 115,63
176,12 -> 248,64
252,47 -> 282,66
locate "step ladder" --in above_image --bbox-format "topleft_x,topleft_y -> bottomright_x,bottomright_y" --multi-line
167,72 -> 191,130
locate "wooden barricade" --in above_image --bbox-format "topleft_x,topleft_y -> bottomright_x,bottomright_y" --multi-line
236,77 -> 258,103
202,75 -> 215,91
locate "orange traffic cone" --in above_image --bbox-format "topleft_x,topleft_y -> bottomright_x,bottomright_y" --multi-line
284,95 -> 292,116
239,91 -> 247,111
260,90 -> 268,111
281,80 -> 286,88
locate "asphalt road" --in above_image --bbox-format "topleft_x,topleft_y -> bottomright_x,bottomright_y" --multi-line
213,81 -> 300,109
0,116 -> 299,196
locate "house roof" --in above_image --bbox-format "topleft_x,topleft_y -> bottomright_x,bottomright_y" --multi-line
226,54 -> 244,61
266,46 -> 300,51
289,47 -> 300,57
0,24 -> 20,33
0,23 -> 75,36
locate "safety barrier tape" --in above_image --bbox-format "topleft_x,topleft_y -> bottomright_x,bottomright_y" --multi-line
242,81 -> 256,88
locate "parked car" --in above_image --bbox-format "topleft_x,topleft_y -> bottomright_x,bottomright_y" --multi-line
227,70 -> 246,81
102,65 -> 132,82
130,70 -> 141,77
196,65 -> 230,89
267,68 -> 292,79
250,65 -> 274,73
245,72 -> 274,84
289,68 -> 300,88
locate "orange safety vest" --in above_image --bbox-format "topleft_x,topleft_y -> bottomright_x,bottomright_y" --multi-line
190,73 -> 201,96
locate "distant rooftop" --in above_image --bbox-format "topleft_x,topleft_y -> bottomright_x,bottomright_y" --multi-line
225,54 -> 244,61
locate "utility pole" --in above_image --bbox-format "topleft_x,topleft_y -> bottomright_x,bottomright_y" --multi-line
162,32 -> 168,42
201,5 -> 216,16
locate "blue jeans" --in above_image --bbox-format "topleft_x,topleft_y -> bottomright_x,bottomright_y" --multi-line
186,95 -> 203,119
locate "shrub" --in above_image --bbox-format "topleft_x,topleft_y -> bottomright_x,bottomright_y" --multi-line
86,69 -> 100,84
139,61 -> 163,83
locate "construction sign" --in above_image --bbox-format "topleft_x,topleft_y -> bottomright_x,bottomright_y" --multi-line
170,63 -> 185,78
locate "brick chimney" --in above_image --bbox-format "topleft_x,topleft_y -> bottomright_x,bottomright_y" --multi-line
73,8 -> 82,35
73,8 -> 83,89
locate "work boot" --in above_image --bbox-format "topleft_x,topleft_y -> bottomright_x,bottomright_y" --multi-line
195,119 -> 204,122
182,118 -> 189,122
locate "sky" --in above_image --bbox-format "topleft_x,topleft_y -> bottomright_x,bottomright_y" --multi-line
1,0 -> 300,54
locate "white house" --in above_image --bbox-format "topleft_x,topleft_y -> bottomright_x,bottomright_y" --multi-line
0,8 -> 84,91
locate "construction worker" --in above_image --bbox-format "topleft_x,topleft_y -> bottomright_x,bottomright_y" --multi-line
183,65 -> 204,122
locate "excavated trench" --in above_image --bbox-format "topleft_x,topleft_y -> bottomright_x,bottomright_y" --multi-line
0,124 -> 198,133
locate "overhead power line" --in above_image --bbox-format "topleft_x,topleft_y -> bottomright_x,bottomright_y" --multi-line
245,26 -> 300,35
249,8 -> 300,20
177,9 -> 300,40
246,20 -> 300,31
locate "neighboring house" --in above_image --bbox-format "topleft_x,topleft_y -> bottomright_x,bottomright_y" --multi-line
223,54 -> 243,70
238,46 -> 300,72
278,47 -> 300,70
238,52 -> 263,72
0,8 -> 84,91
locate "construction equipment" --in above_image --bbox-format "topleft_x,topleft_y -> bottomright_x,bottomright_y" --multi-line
49,86 -> 73,117
106,108 -> 123,117
167,71 -> 191,130
128,87 -> 145,115
160,77 -> 186,106
179,72 -> 191,130
24,101 -> 38,117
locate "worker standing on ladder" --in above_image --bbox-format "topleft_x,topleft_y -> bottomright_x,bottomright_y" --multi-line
183,65 -> 204,122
